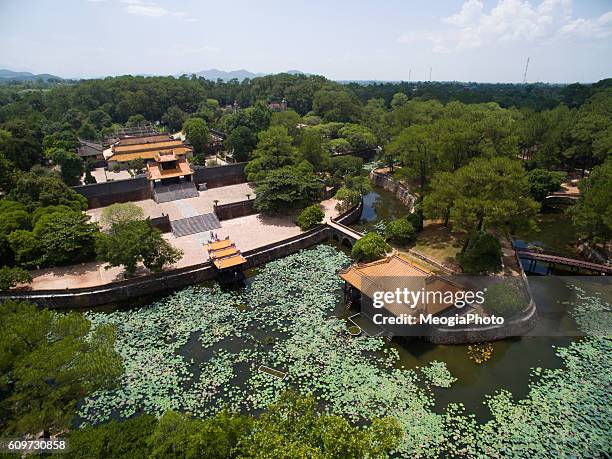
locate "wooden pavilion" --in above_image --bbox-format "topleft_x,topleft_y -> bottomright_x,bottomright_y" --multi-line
339,255 -> 461,336
204,238 -> 247,271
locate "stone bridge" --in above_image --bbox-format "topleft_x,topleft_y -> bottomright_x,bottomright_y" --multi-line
327,218 -> 364,249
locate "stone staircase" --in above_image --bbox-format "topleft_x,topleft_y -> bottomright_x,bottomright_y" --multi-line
153,182 -> 199,203
170,213 -> 221,237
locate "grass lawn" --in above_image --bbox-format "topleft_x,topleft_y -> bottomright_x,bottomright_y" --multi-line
409,221 -> 466,270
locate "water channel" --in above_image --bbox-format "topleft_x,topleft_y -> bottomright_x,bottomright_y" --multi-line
350,187 -> 610,420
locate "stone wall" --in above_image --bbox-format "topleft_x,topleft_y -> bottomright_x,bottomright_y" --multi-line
369,169 -> 416,211
0,200 -> 364,310
192,162 -> 247,188
150,214 -> 171,233
214,200 -> 255,221
426,254 -> 538,344
73,176 -> 151,208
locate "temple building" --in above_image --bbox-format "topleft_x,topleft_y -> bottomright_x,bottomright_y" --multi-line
103,133 -> 194,185
76,138 -> 105,162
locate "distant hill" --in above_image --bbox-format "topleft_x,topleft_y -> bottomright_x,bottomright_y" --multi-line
192,68 -> 308,81
0,69 -> 63,82
192,69 -> 264,81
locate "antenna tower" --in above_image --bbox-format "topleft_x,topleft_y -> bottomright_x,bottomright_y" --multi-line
522,57 -> 530,84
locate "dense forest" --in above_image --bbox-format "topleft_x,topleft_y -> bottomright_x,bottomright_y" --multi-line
0,72 -> 610,280
0,73 -> 611,455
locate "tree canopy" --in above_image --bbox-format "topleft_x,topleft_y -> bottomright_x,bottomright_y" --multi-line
0,301 -> 122,435
96,219 -> 183,277
424,157 -> 539,235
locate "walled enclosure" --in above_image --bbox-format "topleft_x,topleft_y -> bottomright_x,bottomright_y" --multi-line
74,163 -> 248,209
0,201 -> 363,309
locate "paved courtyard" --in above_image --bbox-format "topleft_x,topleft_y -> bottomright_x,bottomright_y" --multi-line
89,167 -> 132,183
87,182 -> 255,223
29,197 -> 340,290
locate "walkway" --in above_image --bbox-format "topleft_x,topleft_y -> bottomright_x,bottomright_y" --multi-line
170,213 -> 221,237
516,249 -> 611,275
153,182 -> 199,203
327,219 -> 364,241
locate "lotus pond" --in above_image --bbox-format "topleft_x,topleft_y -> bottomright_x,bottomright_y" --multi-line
79,244 -> 611,457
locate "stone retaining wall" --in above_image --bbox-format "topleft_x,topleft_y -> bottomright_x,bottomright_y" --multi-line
73,163 -> 248,208
426,253 -> 538,344
214,200 -> 255,221
0,200 -> 363,310
73,176 -> 151,208
369,169 -> 416,210
192,162 -> 247,188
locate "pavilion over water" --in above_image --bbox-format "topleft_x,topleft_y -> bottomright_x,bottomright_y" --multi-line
339,255 -> 461,333
204,239 -> 247,271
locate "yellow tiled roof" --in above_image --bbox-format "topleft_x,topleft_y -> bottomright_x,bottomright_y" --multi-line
339,255 -> 457,317
110,147 -> 193,162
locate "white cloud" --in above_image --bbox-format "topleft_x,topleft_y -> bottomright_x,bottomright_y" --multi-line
398,0 -> 612,53
122,1 -> 194,21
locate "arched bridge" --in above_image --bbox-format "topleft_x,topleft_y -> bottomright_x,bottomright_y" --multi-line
327,219 -> 363,249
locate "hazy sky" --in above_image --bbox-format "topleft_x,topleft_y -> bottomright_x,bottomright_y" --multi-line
1,0 -> 611,82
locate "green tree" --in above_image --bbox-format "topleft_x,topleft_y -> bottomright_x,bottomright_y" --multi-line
100,202 -> 145,228
148,410 -> 251,459
8,171 -> 87,212
245,126 -> 297,183
84,170 -> 97,184
0,266 -> 32,290
424,157 -> 538,236
270,109 -> 302,138
0,301 -> 122,435
299,129 -> 329,171
253,163 -> 321,215
334,186 -> 361,213
96,219 -> 183,277
67,415 -> 157,459
297,204 -> 325,230
225,126 -> 257,162
0,200 -> 31,236
337,124 -> 377,150
313,88 -> 362,122
327,138 -> 352,154
569,158 -> 612,244
458,231 -> 503,274
7,230 -> 43,268
183,117 -> 210,154
329,155 -> 363,179
162,105 -> 187,131
77,122 -> 98,140
0,153 -> 17,193
527,169 -> 567,202
352,232 -> 390,262
235,392 -> 401,458
47,149 -> 85,186
127,158 -> 146,177
384,218 -> 416,245
32,209 -> 99,266
390,92 -> 409,109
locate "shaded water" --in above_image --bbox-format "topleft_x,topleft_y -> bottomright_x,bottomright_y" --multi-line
348,186 -> 606,420
352,188 -> 411,233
